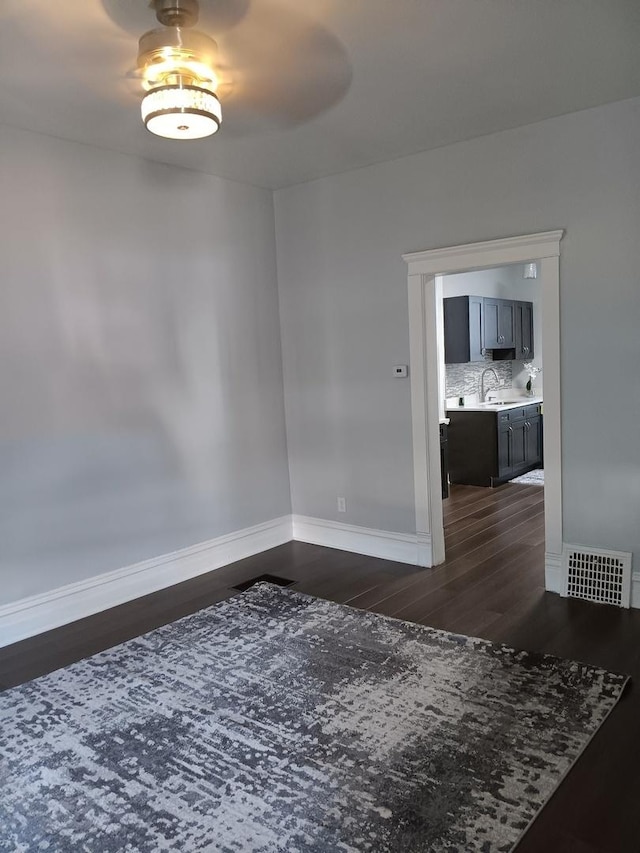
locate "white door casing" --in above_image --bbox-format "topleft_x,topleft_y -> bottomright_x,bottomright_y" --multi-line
403,231 -> 564,592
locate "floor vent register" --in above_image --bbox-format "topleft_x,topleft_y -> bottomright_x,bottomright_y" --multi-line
562,545 -> 632,608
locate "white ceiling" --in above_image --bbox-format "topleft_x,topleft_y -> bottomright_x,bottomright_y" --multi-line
1,0 -> 639,189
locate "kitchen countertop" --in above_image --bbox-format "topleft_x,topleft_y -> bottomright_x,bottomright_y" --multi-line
446,397 -> 543,413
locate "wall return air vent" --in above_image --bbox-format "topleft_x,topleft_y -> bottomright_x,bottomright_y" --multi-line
562,545 -> 632,608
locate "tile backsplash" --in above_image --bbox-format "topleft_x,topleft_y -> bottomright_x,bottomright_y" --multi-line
445,361 -> 512,398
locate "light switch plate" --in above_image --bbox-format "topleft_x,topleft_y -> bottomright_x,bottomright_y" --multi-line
393,365 -> 408,378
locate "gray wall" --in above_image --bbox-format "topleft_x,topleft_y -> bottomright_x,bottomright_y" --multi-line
275,97 -> 640,564
0,124 -> 291,606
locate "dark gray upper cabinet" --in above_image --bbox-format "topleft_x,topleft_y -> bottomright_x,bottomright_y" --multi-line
483,298 -> 515,349
444,295 -> 534,362
514,301 -> 534,359
443,296 -> 484,364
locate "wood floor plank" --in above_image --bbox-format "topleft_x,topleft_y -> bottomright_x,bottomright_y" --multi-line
443,483 -> 540,525
394,545 -> 544,626
444,490 -> 543,544
443,505 -> 544,563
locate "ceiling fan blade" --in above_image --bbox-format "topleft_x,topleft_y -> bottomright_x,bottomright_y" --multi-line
215,3 -> 352,133
0,1 -> 131,95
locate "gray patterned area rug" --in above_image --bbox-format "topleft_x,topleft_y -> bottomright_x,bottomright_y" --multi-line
510,468 -> 544,486
0,584 -> 628,853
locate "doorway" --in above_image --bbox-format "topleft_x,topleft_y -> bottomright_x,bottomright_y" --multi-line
403,231 -> 564,595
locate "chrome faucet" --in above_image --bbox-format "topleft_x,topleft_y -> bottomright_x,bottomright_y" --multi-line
480,367 -> 500,402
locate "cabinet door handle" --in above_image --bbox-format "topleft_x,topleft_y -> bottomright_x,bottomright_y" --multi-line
508,426 -> 513,433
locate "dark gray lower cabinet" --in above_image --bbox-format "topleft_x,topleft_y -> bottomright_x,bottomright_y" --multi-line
440,422 -> 449,499
447,404 -> 543,486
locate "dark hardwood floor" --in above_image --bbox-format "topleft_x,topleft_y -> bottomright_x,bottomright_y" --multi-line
2,482 -> 639,851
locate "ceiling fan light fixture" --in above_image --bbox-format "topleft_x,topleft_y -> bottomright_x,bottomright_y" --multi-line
142,83 -> 221,139
138,27 -> 219,92
137,2 -> 221,141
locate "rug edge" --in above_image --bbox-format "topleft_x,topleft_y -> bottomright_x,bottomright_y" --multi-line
250,582 -> 630,852
510,673 -> 631,850
246,582 -> 632,686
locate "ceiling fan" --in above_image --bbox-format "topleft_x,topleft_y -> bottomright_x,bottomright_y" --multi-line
104,0 -> 353,142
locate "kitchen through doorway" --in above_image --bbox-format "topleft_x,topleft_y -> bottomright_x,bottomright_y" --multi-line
404,231 -> 563,594
438,263 -> 545,570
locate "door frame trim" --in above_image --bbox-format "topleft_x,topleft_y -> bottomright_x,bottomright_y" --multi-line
403,231 -> 564,590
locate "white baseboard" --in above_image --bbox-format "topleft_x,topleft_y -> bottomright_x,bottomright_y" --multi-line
544,551 -> 563,594
292,515 -> 431,567
0,516 -> 293,649
0,512 -> 457,648
7,516 -> 633,648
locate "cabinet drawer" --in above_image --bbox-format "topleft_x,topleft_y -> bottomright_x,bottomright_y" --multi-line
497,408 -> 527,423
498,404 -> 541,424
